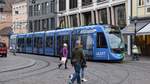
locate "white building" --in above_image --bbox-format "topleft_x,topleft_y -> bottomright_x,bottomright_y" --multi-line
12,0 -> 28,34
56,0 -> 126,29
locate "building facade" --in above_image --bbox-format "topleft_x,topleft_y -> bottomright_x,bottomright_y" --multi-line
27,0 -> 56,32
56,0 -> 126,29
124,0 -> 150,56
12,0 -> 28,34
0,0 -> 12,47
0,0 -> 5,12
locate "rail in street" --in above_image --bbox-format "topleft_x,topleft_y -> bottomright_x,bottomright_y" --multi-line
0,53 -> 150,84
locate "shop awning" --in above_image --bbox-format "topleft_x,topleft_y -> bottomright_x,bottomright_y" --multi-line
122,21 -> 149,35
137,23 -> 150,35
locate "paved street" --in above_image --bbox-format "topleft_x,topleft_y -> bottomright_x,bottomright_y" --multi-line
0,53 -> 150,84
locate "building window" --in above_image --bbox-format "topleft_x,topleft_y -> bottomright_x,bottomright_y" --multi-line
51,1 -> 55,13
59,16 -> 66,28
69,0 -> 77,9
0,8 -> 3,12
59,0 -> 66,11
45,2 -> 49,14
37,20 -> 40,31
42,19 -> 49,31
114,4 -> 126,29
82,0 -> 92,6
37,4 -> 41,15
138,0 -> 144,6
34,20 -> 38,32
82,12 -> 92,25
29,21 -> 33,32
146,0 -> 150,5
46,18 -> 49,30
97,0 -> 106,3
42,19 -> 46,31
42,3 -> 45,14
51,18 -> 55,30
29,6 -> 33,16
98,8 -> 108,24
146,7 -> 150,13
15,11 -> 19,14
34,4 -> 38,16
70,14 -> 78,27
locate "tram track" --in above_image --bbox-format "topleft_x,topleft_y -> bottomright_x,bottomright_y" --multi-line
87,62 -> 130,84
108,61 -> 150,84
1,53 -> 150,84
0,56 -> 58,83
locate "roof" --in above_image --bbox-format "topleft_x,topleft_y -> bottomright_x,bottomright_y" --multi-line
0,26 -> 13,36
121,21 -> 149,35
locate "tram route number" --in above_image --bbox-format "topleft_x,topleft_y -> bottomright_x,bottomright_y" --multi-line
96,51 -> 106,56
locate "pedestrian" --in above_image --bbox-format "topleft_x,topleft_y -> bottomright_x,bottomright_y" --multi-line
58,43 -> 68,69
12,44 -> 16,56
81,56 -> 87,82
78,43 -> 87,82
69,40 -> 85,84
132,44 -> 141,61
59,45 -> 63,61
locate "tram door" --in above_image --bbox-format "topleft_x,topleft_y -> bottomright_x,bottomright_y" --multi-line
81,34 -> 94,60
17,38 -> 25,53
94,32 -> 109,60
56,35 -> 70,57
71,34 -> 94,60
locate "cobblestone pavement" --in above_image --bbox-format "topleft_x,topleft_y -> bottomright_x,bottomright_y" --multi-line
0,53 -> 150,84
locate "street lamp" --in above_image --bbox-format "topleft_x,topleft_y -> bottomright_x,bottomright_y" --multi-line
132,18 -> 139,61
134,19 -> 137,45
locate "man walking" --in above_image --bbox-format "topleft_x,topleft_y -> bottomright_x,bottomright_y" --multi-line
69,40 -> 85,84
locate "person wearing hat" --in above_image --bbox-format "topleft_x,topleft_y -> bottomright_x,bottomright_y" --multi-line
58,43 -> 68,69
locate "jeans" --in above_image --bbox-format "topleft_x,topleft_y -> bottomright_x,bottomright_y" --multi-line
132,54 -> 140,61
71,62 -> 81,84
81,67 -> 84,79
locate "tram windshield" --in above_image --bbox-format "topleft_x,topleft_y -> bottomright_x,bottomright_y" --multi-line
106,26 -> 124,53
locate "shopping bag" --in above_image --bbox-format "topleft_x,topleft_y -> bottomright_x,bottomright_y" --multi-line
61,57 -> 67,64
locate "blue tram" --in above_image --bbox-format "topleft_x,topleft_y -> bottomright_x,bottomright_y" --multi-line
11,25 -> 125,61
26,33 -> 33,53
10,34 -> 17,51
45,30 -> 55,56
55,28 -> 73,57
17,34 -> 26,53
33,31 -> 45,54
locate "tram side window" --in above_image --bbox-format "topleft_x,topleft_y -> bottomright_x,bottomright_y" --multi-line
81,35 -> 87,49
18,38 -> 24,48
46,36 -> 53,48
80,34 -> 93,50
37,37 -> 43,48
97,32 -> 107,48
71,35 -> 77,48
34,37 -> 37,48
27,38 -> 32,47
57,35 -> 69,54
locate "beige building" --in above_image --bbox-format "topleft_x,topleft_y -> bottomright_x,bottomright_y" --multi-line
0,12 -> 12,47
0,0 -> 12,47
123,0 -> 150,56
56,0 -> 126,29
12,0 -> 28,34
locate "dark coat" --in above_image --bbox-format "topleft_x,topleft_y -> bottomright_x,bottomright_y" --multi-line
71,47 -> 84,65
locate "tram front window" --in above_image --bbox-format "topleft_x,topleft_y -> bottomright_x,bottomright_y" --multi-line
108,32 -> 124,53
